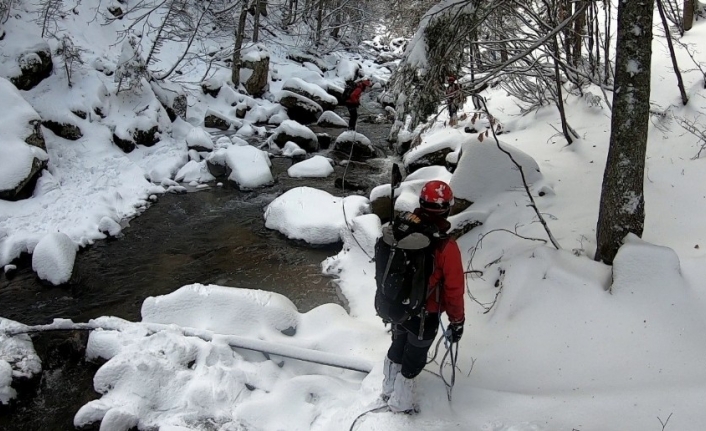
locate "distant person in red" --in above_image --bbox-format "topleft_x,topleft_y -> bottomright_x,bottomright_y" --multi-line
344,79 -> 372,131
446,75 -> 463,126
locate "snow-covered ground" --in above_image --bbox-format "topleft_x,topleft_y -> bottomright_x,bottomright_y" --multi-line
2,2 -> 706,431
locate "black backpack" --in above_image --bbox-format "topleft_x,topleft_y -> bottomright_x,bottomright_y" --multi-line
341,82 -> 356,103
374,212 -> 436,324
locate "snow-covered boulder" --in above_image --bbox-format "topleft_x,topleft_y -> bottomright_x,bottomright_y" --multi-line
204,109 -> 241,131
332,131 -> 377,161
150,79 -> 188,121
402,129 -> 468,173
282,78 -> 338,111
335,58 -> 362,83
0,77 -> 49,201
141,284 -> 299,336
31,232 -> 77,285
0,23 -> 53,90
282,142 -> 306,159
241,44 -> 270,97
107,86 -> 171,153
264,187 -> 369,245
185,127 -> 214,152
286,50 -> 328,72
98,217 -> 122,238
370,165 -> 452,222
201,76 -> 223,97
288,155 -> 334,178
271,120 -> 318,153
317,111 -> 348,128
450,135 -> 541,205
276,91 -> 323,124
175,160 -> 216,183
207,145 -> 273,190
0,318 -> 42,405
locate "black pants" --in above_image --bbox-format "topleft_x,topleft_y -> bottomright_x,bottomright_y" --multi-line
347,105 -> 358,130
386,313 -> 439,379
448,102 -> 460,120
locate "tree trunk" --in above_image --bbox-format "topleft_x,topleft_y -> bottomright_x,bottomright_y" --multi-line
657,0 -> 689,105
595,0 -> 654,265
552,36 -> 573,145
603,3 -> 611,83
253,0 -> 261,42
315,0 -> 323,46
572,0 -> 586,66
231,0 -> 249,86
684,0 -> 695,31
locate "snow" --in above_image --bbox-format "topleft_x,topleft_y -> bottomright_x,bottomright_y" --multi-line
98,216 -> 122,237
264,187 -> 370,245
450,134 -> 542,203
31,232 -> 77,285
272,119 -> 318,142
282,77 -> 338,106
174,160 -> 216,184
282,141 -> 306,157
207,145 -> 273,190
2,3 -> 706,431
0,318 -> 42,404
317,111 -> 348,127
0,77 -> 48,191
287,156 -> 334,178
185,127 -> 214,151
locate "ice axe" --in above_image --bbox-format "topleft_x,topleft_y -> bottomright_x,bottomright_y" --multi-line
389,163 -> 402,222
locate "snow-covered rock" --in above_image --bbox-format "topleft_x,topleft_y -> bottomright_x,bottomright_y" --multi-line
287,156 -> 334,178
282,142 -> 306,158
332,131 -> 377,161
207,145 -> 273,190
264,187 -> 369,245
204,109 -> 241,131
0,318 -> 42,405
175,160 -> 216,183
282,77 -> 338,111
185,127 -> 214,152
141,284 -> 300,336
241,44 -> 270,97
450,135 -> 541,204
0,77 -> 49,201
276,91 -> 323,124
271,120 -> 319,153
150,79 -> 188,121
31,232 -> 77,285
317,111 -> 348,128
98,217 -> 122,237
0,22 -> 53,90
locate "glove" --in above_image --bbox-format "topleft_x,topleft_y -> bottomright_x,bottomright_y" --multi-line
447,321 -> 464,343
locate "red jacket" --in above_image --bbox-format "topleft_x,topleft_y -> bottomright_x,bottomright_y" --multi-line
346,81 -> 369,106
426,238 -> 465,323
413,209 -> 465,324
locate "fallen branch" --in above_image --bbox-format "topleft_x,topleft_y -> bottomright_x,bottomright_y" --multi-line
2,319 -> 374,374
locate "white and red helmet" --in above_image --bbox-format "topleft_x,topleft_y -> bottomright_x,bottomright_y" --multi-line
419,180 -> 454,213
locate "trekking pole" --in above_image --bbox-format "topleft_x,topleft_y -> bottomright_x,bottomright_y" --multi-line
389,163 -> 402,222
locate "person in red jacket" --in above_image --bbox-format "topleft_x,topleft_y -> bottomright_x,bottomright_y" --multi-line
345,79 -> 372,131
382,180 -> 465,413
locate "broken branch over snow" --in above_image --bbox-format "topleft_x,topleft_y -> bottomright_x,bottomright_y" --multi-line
1,318 -> 374,374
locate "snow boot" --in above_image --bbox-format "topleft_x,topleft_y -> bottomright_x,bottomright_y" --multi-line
381,357 -> 402,401
387,374 -> 418,414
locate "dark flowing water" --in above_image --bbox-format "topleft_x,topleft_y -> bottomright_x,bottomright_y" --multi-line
0,113 -> 392,431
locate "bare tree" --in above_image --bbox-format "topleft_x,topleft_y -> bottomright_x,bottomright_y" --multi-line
232,0 -> 249,85
56,35 -> 84,87
595,0 -> 655,265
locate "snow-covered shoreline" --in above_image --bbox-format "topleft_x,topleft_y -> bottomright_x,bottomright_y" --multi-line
3,1 -> 706,431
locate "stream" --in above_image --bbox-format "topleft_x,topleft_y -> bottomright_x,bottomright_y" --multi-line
0,110 -> 393,430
